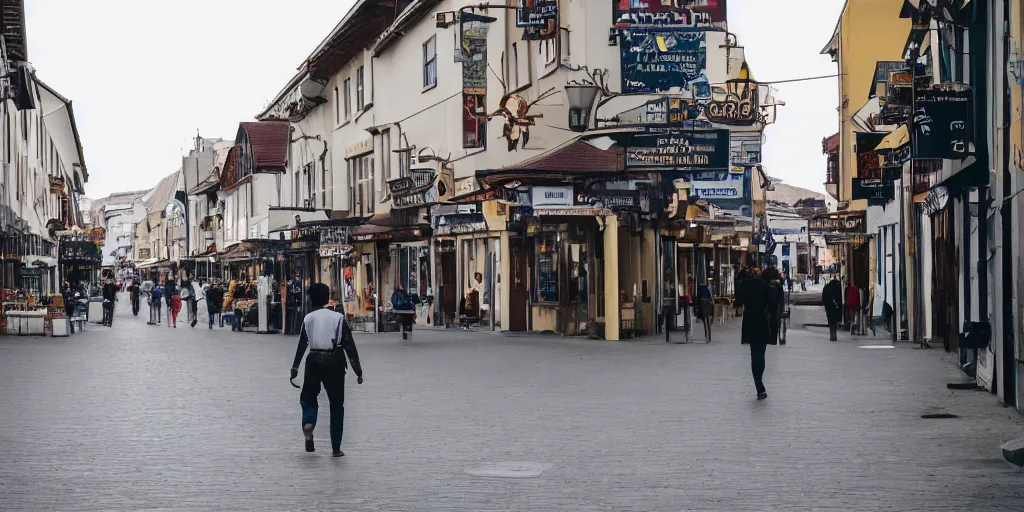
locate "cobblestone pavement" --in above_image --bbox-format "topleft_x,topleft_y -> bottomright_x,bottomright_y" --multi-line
1,296 -> 1023,511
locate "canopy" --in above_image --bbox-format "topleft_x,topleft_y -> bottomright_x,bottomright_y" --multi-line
874,125 -> 910,151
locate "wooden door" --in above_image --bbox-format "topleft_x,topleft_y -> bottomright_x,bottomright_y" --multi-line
508,237 -> 529,331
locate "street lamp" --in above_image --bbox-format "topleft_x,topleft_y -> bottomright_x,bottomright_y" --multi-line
565,83 -> 600,132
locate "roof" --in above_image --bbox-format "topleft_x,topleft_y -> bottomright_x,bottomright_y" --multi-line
477,137 -> 626,188
822,133 -> 839,154
0,0 -> 27,61
238,121 -> 289,170
306,0 -> 409,81
373,0 -> 444,56
874,125 -> 909,151
36,77 -> 88,189
144,171 -> 181,213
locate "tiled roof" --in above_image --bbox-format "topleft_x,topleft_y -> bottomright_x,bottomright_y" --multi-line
478,137 -> 625,187
238,121 -> 289,170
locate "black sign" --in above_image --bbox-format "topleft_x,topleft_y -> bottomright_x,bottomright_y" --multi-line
387,177 -> 417,197
576,190 -> 644,211
434,213 -> 488,236
810,213 -> 866,234
852,178 -> 896,204
517,0 -> 557,40
58,241 -> 102,266
318,226 -> 351,247
625,129 -> 729,169
620,29 -> 706,94
913,85 -> 971,160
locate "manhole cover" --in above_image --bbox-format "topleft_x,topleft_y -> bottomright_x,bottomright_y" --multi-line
921,413 -> 960,419
859,345 -> 895,349
464,462 -> 552,478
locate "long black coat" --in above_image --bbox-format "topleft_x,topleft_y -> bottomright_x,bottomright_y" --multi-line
822,279 -> 843,324
736,276 -> 774,345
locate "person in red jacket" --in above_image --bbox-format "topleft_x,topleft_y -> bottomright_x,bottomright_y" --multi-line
845,281 -> 859,332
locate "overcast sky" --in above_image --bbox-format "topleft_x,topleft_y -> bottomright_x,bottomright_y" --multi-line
26,0 -> 845,199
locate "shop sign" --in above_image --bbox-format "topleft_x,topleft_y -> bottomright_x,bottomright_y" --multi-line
58,240 -> 101,265
686,171 -> 745,199
576,190 -> 644,210
613,0 -> 728,30
626,129 -> 729,169
318,226 -> 350,246
810,213 -> 866,234
852,178 -> 896,203
516,0 -> 557,40
387,176 -> 417,197
824,233 -> 869,246
531,186 -> 574,207
620,29 -> 706,94
393,187 -> 438,209
434,213 -> 488,236
617,97 -> 705,126
319,245 -> 353,258
913,85 -> 972,160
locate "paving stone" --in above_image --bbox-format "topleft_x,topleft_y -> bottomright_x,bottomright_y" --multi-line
0,297 -> 1022,511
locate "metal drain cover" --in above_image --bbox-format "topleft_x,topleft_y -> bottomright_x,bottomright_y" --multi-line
464,462 -> 552,478
859,345 -> 895,349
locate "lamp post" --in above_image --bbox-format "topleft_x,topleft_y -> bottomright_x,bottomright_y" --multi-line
565,83 -> 600,132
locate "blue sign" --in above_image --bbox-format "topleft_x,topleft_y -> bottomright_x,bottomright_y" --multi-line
620,29 -> 706,94
663,168 -> 751,216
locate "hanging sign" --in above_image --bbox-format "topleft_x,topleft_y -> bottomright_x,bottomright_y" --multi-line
810,213 -> 866,234
318,226 -> 351,247
625,129 -> 729,169
855,132 -> 887,179
852,178 -> 896,203
434,213 -> 488,235
459,14 -> 491,149
613,0 -> 728,30
620,29 -> 707,94
913,85 -> 971,160
516,0 -> 558,40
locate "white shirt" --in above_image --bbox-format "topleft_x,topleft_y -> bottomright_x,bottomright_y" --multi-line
302,308 -> 346,350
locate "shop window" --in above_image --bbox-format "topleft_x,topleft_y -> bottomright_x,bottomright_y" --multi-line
535,233 -> 559,302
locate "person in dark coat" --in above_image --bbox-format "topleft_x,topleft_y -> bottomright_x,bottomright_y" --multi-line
822,277 -> 844,341
763,266 -> 787,346
735,267 -> 774,400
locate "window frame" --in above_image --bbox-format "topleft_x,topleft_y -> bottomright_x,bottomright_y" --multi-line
334,86 -> 340,124
343,78 -> 352,120
423,35 -> 437,89
356,66 -> 365,111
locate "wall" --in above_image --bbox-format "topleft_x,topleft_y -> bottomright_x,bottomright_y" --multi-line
835,0 -> 911,207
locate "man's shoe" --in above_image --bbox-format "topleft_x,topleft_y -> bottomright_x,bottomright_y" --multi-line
332,450 -> 344,457
757,392 -> 768,400
303,423 -> 315,452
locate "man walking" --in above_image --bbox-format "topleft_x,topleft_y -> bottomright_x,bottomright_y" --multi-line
735,267 -> 774,400
822,276 -> 843,341
290,283 -> 363,457
101,277 -> 118,327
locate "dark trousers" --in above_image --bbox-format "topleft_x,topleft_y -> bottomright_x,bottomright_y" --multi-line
300,351 -> 346,452
749,342 -> 767,394
102,302 -> 114,326
828,322 -> 838,340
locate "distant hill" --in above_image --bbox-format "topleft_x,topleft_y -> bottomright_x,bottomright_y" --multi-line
766,180 -> 826,207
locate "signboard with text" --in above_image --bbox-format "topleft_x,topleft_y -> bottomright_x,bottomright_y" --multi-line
613,0 -> 728,30
625,129 -> 729,169
620,29 -> 707,94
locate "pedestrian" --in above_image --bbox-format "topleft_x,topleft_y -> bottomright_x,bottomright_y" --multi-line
129,278 -> 141,316
150,282 -> 164,324
695,279 -> 714,343
63,281 -> 77,334
289,283 -> 364,457
166,275 -> 181,328
735,266 -> 775,400
844,279 -> 860,333
390,283 -> 415,333
180,276 -> 198,328
102,277 -> 118,327
764,266 -> 786,345
206,281 -> 224,329
822,276 -> 843,341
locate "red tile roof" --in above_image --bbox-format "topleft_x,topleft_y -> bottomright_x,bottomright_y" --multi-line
478,138 -> 625,187
238,121 -> 289,170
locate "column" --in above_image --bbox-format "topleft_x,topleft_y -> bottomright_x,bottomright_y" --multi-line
603,215 -> 620,341
499,231 -> 511,331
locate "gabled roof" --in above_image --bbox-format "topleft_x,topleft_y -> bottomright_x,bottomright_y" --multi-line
237,121 -> 289,170
36,78 -> 88,190
477,137 -> 626,187
144,171 -> 181,213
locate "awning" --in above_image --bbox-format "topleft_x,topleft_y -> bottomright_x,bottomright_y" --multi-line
138,258 -> 169,270
26,256 -> 58,268
874,125 -> 910,151
219,242 -> 257,262
268,207 -> 330,233
350,223 -> 430,243
433,213 -> 488,236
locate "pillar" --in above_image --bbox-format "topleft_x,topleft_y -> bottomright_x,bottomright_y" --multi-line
499,230 -> 511,331
603,214 -> 620,341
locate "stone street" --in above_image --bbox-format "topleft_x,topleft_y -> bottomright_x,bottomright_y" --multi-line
1,297 -> 1022,511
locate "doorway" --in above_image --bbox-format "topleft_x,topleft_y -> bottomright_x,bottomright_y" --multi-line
508,237 -> 528,331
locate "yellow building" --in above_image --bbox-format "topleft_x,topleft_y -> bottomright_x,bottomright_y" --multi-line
821,0 -> 911,210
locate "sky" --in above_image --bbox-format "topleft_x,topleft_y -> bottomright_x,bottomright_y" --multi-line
26,0 -> 845,199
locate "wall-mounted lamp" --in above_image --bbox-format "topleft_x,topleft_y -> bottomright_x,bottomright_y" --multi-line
565,83 -> 600,132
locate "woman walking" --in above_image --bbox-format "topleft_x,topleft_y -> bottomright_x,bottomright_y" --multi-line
735,267 -> 775,400
165,275 -> 181,328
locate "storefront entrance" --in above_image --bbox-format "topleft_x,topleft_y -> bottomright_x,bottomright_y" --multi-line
508,237 -> 529,331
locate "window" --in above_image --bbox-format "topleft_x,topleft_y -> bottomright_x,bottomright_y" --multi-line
343,78 -> 352,120
294,170 -> 301,207
535,233 -> 559,302
347,154 -> 374,216
356,66 -> 365,110
397,150 -> 411,179
381,129 -> 391,181
423,36 -> 437,88
334,87 -> 340,124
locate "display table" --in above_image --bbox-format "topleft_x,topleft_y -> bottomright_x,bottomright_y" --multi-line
88,299 -> 104,323
5,310 -> 47,335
